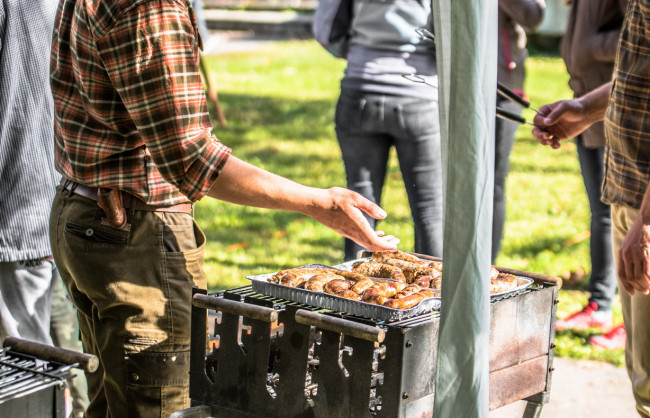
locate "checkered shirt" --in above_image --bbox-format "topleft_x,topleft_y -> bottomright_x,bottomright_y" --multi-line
50,0 -> 231,205
603,0 -> 650,209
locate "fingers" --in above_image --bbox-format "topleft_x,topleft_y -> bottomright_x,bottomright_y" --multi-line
327,189 -> 399,251
354,196 -> 387,221
352,229 -> 399,252
618,245 -> 650,296
550,137 -> 561,149
532,127 -> 561,149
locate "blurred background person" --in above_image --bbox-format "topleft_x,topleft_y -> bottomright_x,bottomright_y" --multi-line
317,0 -> 443,261
50,279 -> 89,417
493,0 -> 545,263
0,2 -> 88,416
552,0 -> 627,350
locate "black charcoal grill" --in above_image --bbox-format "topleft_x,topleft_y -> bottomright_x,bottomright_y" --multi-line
177,261 -> 559,418
0,337 -> 98,418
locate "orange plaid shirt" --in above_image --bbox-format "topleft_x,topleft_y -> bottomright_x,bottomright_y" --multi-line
50,0 -> 231,205
603,0 -> 650,209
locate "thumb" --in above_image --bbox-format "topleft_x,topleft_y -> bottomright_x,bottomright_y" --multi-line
543,102 -> 570,126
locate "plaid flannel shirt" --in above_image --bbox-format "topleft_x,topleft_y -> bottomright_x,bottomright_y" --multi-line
50,0 -> 231,206
603,0 -> 650,209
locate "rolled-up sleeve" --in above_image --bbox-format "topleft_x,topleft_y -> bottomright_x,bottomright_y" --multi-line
96,1 -> 230,201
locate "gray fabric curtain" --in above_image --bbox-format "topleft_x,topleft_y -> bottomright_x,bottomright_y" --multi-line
431,0 -> 498,416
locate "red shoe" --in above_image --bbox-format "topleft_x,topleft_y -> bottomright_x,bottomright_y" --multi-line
588,325 -> 626,350
555,301 -> 612,331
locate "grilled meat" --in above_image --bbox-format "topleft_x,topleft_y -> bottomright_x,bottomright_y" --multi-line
383,289 -> 437,310
324,279 -> 361,300
371,250 -> 427,265
351,261 -> 406,282
382,258 -> 439,283
304,273 -> 344,292
360,286 -> 389,305
491,273 -> 518,294
350,278 -> 375,294
395,284 -> 422,298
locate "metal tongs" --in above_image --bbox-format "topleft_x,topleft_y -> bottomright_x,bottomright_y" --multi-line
496,81 -> 540,126
401,74 -> 540,127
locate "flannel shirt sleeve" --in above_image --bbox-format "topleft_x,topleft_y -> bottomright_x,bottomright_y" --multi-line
96,1 -> 230,202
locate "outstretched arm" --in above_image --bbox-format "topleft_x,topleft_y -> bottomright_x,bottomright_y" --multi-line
531,81 -> 612,148
207,156 -> 400,252
618,182 -> 650,296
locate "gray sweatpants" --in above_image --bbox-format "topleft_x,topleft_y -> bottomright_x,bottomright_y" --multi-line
0,258 -> 57,343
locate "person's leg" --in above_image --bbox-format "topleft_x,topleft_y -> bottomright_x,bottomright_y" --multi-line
50,270 -> 89,418
611,204 -> 650,416
576,138 -> 617,312
0,258 -> 56,344
390,95 -> 443,257
492,98 -> 519,263
336,92 -> 392,260
50,186 -> 207,417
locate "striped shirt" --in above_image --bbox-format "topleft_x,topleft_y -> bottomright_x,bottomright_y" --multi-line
603,0 -> 650,208
0,1 -> 60,262
50,0 -> 231,206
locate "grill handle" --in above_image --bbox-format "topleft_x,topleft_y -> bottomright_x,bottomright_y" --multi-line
295,309 -> 386,343
3,337 -> 99,373
192,293 -> 278,323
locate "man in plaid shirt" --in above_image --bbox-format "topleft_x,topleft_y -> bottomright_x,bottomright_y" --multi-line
49,1 -> 399,416
532,0 -> 650,414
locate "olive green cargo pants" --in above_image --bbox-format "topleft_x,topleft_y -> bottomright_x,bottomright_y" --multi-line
50,185 -> 206,418
611,204 -> 650,417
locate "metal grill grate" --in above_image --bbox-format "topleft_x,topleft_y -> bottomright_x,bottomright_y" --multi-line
0,348 -> 73,405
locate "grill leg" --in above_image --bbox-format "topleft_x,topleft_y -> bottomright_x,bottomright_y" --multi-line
522,400 -> 543,418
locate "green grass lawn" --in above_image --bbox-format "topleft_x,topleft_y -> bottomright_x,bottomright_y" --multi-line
200,40 -> 624,365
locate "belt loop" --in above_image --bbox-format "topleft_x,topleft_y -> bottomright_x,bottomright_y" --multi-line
61,179 -> 76,196
61,179 -> 70,196
130,195 -> 137,216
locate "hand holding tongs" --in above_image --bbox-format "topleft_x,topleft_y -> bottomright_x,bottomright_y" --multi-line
402,73 -> 540,127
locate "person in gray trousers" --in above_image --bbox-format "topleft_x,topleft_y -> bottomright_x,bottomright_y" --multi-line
318,0 -> 444,261
0,2 -> 88,416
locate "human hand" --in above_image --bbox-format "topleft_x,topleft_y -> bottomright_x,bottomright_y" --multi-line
531,99 -> 594,149
618,221 -> 650,296
308,187 -> 400,252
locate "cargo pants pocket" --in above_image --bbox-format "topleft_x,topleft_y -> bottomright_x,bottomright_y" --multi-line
125,350 -> 191,417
